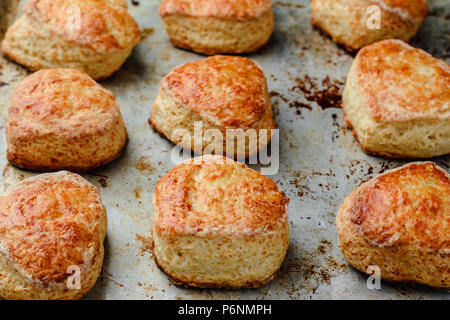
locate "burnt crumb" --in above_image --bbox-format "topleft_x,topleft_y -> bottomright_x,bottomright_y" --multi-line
135,156 -> 155,174
141,28 -> 154,40
0,81 -> 8,87
291,75 -> 345,110
98,177 -> 108,188
275,2 -> 304,9
316,239 -> 332,255
131,0 -> 139,6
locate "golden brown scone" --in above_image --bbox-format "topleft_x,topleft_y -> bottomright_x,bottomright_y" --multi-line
6,68 -> 127,173
1,0 -> 141,80
149,55 -> 275,159
152,155 -> 289,289
342,40 -> 450,159
158,0 -> 274,54
0,171 -> 107,300
310,0 -> 427,52
336,162 -> 449,288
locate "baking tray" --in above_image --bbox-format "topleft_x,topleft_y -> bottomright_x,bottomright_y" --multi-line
0,0 -> 448,300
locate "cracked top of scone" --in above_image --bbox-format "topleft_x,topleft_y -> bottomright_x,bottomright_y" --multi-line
158,0 -> 272,20
354,40 -> 450,122
161,55 -> 269,127
0,171 -> 105,285
24,0 -> 140,52
368,0 -> 427,21
7,69 -> 121,139
346,162 -> 449,253
153,156 -> 289,237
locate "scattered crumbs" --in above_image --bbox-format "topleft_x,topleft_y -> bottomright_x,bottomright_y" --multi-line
98,177 -> 108,188
141,28 -> 155,39
135,156 -> 155,174
275,2 -> 304,8
291,75 -> 344,110
134,188 -> 141,199
136,234 -> 154,257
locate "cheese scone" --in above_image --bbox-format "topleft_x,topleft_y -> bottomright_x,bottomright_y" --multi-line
6,68 -> 127,172
311,0 -> 427,52
0,171 -> 107,299
159,0 -> 274,54
149,55 -> 275,159
343,40 -> 450,159
337,162 -> 449,288
1,0 -> 141,80
152,155 -> 289,288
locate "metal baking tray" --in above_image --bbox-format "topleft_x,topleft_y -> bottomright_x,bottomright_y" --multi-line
0,0 -> 448,300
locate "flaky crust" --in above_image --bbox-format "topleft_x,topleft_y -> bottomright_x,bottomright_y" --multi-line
1,0 -> 141,79
6,69 -> 127,172
159,0 -> 272,20
342,40 -> 450,158
337,162 -> 449,288
311,0 -> 427,51
0,171 -> 107,299
159,0 -> 273,54
149,56 -> 275,158
152,155 -> 289,288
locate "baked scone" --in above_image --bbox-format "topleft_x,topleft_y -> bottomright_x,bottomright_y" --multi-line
1,0 -> 141,80
158,0 -> 274,54
0,171 -> 107,300
152,155 -> 289,288
6,68 -> 127,172
336,162 -> 449,288
149,55 -> 275,159
343,40 -> 450,159
311,0 -> 428,52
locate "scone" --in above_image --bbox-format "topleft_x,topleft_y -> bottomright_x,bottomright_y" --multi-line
6,68 -> 127,172
149,55 -> 275,159
1,0 -> 141,80
0,171 -> 107,300
311,0 -> 427,52
336,162 -> 449,288
158,0 -> 274,54
342,40 -> 450,159
152,155 -> 289,288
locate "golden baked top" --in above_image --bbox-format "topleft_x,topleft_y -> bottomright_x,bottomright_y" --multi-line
354,40 -> 450,122
153,156 -> 289,237
0,171 -> 106,285
158,0 -> 272,19
7,69 -> 121,138
347,162 -> 449,253
161,55 -> 269,127
24,0 -> 140,52
368,0 -> 427,21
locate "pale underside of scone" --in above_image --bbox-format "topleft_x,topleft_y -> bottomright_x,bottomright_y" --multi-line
159,0 -> 274,54
149,56 -> 275,159
1,0 -> 141,80
342,40 -> 450,159
6,68 -> 128,173
310,0 -> 428,52
152,155 -> 289,289
336,162 -> 449,289
0,171 -> 107,300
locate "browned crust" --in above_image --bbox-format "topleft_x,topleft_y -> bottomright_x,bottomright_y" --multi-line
7,136 -> 128,174
153,253 -> 277,289
158,0 -> 272,20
